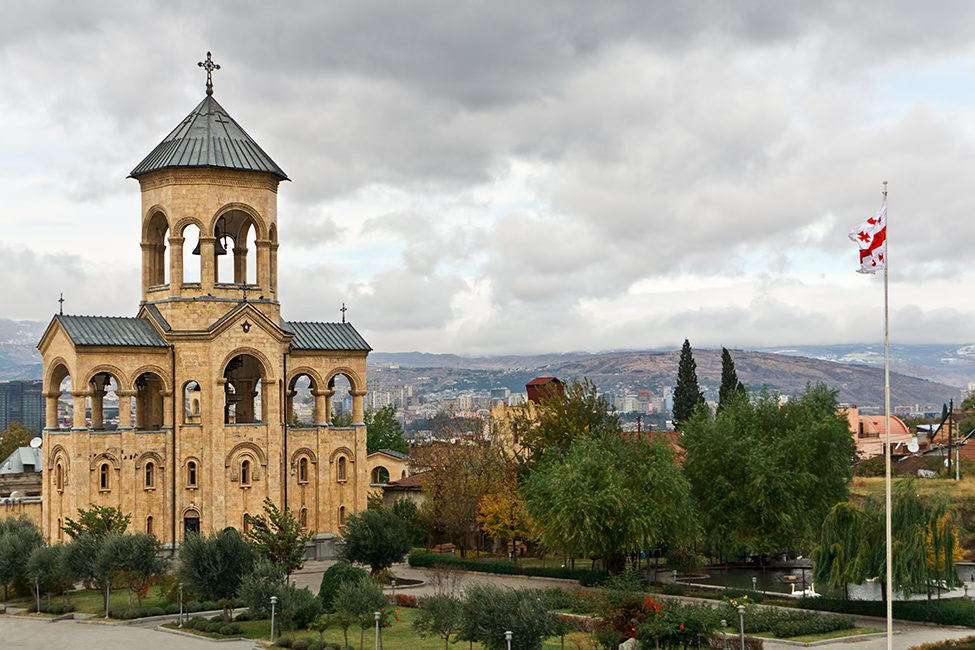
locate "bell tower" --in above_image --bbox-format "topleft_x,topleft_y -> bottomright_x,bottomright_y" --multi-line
129,52 -> 289,331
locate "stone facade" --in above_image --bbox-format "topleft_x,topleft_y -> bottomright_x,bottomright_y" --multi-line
38,91 -> 371,546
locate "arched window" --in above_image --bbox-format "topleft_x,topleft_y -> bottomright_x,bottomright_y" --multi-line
146,516 -> 154,535
55,463 -> 64,492
300,508 -> 308,528
241,459 -> 251,486
57,518 -> 63,542
339,506 -> 346,525
298,457 -> 308,483
100,463 -> 110,490
187,460 -> 197,487
145,461 -> 155,489
401,470 -> 407,479
243,513 -> 251,533
337,456 -> 346,481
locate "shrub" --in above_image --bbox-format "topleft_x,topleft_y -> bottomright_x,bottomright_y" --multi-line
194,619 -> 210,631
662,582 -> 687,595
219,625 -> 234,635
49,603 -> 64,614
395,594 -> 422,608
205,622 -> 222,633
578,571 -> 611,587
123,609 -> 140,620
230,623 -> 242,634
235,610 -> 252,622
201,601 -> 218,612
319,562 -> 369,612
276,635 -> 294,648
796,596 -> 975,627
307,642 -> 324,650
165,604 -> 180,614
723,587 -> 763,603
185,600 -> 203,613
292,641 -> 310,650
209,614 -> 224,623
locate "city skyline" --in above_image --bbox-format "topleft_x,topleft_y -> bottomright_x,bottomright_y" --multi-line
3,2 -> 975,355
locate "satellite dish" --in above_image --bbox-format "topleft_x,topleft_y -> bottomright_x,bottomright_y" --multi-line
29,437 -> 42,449
907,440 -> 919,453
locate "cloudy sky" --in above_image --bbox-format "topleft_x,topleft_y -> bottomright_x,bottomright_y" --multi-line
2,1 -> 975,355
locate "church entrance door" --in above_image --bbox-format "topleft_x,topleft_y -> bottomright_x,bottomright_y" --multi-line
184,516 -> 200,535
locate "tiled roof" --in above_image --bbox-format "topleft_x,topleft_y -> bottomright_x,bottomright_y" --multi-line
385,470 -> 429,489
285,321 -> 371,351
130,95 -> 288,180
57,315 -> 168,347
371,448 -> 409,460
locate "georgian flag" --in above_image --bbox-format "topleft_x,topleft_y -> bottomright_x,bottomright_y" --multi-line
849,201 -> 887,274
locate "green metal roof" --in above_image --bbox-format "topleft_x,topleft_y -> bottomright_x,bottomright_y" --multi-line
129,95 -> 288,180
284,321 -> 371,351
57,315 -> 168,347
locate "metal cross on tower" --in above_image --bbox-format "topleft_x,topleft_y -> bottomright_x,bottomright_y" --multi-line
340,303 -> 348,323
198,51 -> 220,96
58,293 -> 64,315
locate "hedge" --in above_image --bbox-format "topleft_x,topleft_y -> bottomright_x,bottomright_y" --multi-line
796,596 -> 975,628
407,550 -> 609,585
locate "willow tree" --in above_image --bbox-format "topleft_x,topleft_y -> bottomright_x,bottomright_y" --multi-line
813,502 -> 875,598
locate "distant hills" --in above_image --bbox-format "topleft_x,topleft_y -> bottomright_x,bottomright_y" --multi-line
1,317 -> 969,408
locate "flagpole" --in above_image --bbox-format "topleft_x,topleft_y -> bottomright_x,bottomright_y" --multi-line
883,180 -> 892,650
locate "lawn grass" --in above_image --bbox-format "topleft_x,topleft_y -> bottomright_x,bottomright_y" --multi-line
66,585 -> 169,615
165,606 -> 595,650
746,626 -> 883,642
850,476 -> 975,504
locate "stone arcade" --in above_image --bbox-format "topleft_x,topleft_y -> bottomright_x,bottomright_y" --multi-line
38,61 -> 371,547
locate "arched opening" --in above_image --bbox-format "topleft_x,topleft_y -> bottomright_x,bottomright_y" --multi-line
329,374 -> 353,425
87,372 -> 119,430
183,509 -> 200,537
298,457 -> 309,483
99,463 -> 110,491
56,518 -> 62,542
243,513 -> 251,533
134,372 -> 165,430
146,211 -> 170,286
146,516 -> 154,536
339,506 -> 346,525
55,463 -> 64,492
401,470 -> 407,479
187,460 -> 198,487
241,458 -> 251,486
223,354 -> 264,424
300,508 -> 308,529
181,223 -> 202,284
56,373 -> 73,430
145,461 -> 155,489
183,381 -> 202,424
371,466 -> 390,484
288,374 -> 315,427
214,209 -> 260,286
337,456 -> 347,481
269,223 -> 278,294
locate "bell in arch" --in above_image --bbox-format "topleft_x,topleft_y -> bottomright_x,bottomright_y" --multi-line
191,227 -> 228,255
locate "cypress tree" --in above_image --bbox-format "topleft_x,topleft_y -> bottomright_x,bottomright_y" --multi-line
717,347 -> 745,414
673,338 -> 705,430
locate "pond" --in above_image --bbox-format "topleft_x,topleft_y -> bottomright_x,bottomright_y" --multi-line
679,565 -> 814,595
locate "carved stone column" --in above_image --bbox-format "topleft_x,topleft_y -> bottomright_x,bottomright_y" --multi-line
90,387 -> 106,430
116,390 -> 136,430
169,235 -> 185,293
350,391 -> 368,426
312,389 -> 333,427
69,390 -> 89,430
43,391 -> 61,430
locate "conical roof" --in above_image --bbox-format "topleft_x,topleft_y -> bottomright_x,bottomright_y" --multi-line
129,95 -> 288,180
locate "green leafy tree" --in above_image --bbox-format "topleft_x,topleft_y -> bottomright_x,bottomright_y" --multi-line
811,502 -> 874,598
62,504 -> 131,539
340,508 -> 411,575
391,497 -> 427,546
523,431 -> 698,574
0,516 -> 44,597
413,593 -> 463,650
63,533 -> 106,603
957,394 -> 975,439
333,575 -> 386,650
0,422 -> 33,465
119,533 -> 169,608
672,339 -> 706,430
457,582 -> 554,650
717,347 -> 746,414
367,404 -> 408,454
179,527 -> 255,621
26,544 -> 71,603
281,583 -> 324,632
318,561 -> 369,612
244,497 -> 314,580
682,384 -> 854,560
239,560 -> 286,618
511,378 -> 618,463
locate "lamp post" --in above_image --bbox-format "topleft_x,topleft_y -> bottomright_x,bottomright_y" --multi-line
737,604 -> 745,650
751,576 -> 757,592
720,619 -> 727,649
178,582 -> 184,627
375,611 -> 381,650
391,578 -> 396,602
505,630 -> 513,650
35,577 -> 40,615
270,595 -> 278,641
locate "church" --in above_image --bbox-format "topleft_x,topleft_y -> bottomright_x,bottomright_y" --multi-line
37,55 -> 374,547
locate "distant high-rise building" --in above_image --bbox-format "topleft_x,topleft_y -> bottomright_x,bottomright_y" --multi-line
0,380 -> 45,434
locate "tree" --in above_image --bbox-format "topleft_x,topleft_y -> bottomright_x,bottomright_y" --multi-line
0,516 -> 44,597
717,347 -> 745,414
333,575 -> 385,650
118,533 -> 169,608
811,502 -> 874,598
244,497 -> 314,580
239,560 -> 286,618
457,582 -> 554,650
523,431 -> 699,574
179,527 -> 255,621
682,384 -> 855,560
0,422 -> 33,465
62,504 -> 130,539
391,497 -> 427,546
957,394 -> 975,440
367,404 -> 408,454
26,545 -> 71,604
340,509 -> 411,575
318,561 -> 369,612
672,339 -> 705,430
413,593 -> 463,650
510,378 -> 618,463
478,475 -> 531,561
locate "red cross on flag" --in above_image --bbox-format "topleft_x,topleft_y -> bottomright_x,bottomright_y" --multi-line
849,201 -> 887,274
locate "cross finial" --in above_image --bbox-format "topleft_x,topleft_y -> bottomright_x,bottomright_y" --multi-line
58,293 -> 64,315
198,51 -> 220,96
340,303 -> 348,323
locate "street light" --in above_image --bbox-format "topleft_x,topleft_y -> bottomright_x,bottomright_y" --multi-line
375,611 -> 381,650
391,578 -> 396,602
720,619 -> 727,649
505,630 -> 513,650
270,595 -> 278,641
751,576 -> 757,592
178,582 -> 184,627
35,577 -> 40,615
737,604 -> 746,650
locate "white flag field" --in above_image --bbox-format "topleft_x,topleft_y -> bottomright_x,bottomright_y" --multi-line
849,201 -> 887,274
